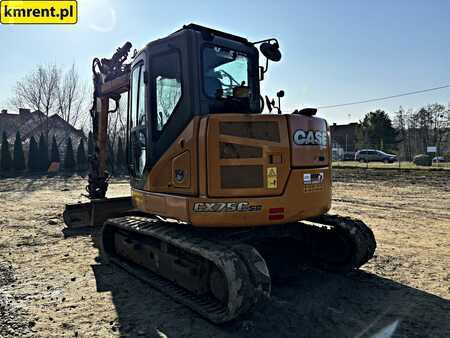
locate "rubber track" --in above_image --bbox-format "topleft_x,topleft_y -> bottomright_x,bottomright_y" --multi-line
307,214 -> 377,271
99,214 -> 375,322
100,216 -> 270,323
189,214 -> 376,272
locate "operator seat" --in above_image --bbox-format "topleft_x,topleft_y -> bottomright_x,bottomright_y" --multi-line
205,76 -> 222,97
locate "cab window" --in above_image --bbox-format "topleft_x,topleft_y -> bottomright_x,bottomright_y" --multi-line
152,52 -> 182,133
128,63 -> 147,178
203,46 -> 249,98
137,66 -> 146,126
129,66 -> 141,128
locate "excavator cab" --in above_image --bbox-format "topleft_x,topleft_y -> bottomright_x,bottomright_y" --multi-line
119,24 -> 334,227
127,24 -> 262,189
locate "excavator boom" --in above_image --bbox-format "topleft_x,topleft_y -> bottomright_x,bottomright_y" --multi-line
64,43 -> 133,228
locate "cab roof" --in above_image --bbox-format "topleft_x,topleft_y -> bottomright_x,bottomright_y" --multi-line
178,23 -> 250,45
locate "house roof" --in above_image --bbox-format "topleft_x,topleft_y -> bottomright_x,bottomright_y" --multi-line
0,109 -> 85,142
23,114 -> 85,140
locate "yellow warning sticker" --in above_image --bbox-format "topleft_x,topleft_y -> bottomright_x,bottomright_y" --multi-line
132,190 -> 144,204
267,167 -> 277,189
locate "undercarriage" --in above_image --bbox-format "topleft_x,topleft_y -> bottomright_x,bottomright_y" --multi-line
96,214 -> 375,323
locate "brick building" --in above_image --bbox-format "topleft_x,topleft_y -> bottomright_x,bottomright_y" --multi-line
0,108 -> 86,163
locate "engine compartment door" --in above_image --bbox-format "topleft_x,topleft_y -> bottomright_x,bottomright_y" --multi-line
206,114 -> 291,198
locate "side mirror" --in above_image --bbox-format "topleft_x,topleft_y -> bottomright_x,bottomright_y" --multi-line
260,41 -> 282,62
253,38 -> 282,80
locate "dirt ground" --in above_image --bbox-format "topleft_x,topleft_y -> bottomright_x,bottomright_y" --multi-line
1,169 -> 449,338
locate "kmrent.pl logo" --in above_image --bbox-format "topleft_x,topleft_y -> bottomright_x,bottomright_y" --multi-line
0,0 -> 77,24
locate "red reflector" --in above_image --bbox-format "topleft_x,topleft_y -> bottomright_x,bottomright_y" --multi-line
269,208 -> 284,214
269,214 -> 284,220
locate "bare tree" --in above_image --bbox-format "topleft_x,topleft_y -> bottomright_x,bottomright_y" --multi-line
9,63 -> 89,138
10,64 -> 59,138
56,63 -> 89,129
10,64 -> 59,114
394,106 -> 408,160
394,103 -> 450,159
429,103 -> 450,155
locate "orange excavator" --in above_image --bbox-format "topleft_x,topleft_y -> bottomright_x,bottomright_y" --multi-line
63,24 -> 376,323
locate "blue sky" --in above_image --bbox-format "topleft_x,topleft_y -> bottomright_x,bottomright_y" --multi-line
0,0 -> 449,124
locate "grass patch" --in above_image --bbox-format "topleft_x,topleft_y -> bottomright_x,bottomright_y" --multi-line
332,161 -> 450,170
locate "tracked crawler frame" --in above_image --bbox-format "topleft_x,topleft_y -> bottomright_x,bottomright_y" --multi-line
99,214 -> 375,323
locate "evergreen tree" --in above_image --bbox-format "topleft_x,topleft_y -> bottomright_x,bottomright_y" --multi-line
13,131 -> 26,172
63,137 -> 76,171
76,138 -> 87,171
27,136 -> 39,172
87,131 -> 94,157
116,137 -> 126,171
50,135 -> 60,163
356,110 -> 398,152
38,133 -> 49,172
1,132 -> 12,172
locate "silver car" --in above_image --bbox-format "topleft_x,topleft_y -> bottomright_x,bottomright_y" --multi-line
355,149 -> 397,163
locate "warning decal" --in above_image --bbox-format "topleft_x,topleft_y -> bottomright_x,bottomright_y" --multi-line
303,172 -> 324,192
267,167 -> 278,189
303,172 -> 324,185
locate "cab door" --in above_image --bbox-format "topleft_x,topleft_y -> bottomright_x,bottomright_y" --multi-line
148,50 -> 184,164
128,61 -> 148,188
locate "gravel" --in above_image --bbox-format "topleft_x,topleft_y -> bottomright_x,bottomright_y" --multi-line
0,263 -> 35,337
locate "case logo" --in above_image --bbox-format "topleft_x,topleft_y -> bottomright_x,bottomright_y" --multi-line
293,129 -> 327,146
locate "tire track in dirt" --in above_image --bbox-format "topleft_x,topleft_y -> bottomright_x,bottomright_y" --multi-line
332,197 -> 450,219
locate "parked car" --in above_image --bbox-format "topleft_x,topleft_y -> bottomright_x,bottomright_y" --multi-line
413,154 -> 432,166
432,156 -> 445,163
343,152 -> 356,161
355,149 -> 397,163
